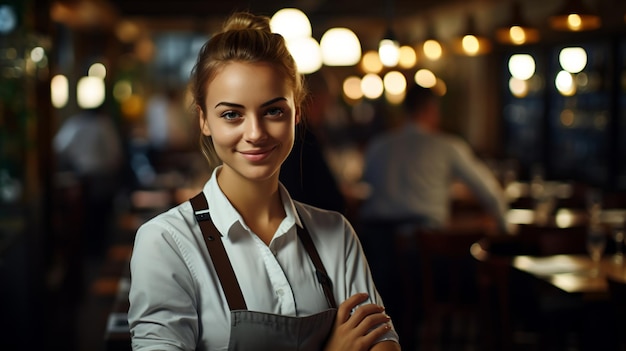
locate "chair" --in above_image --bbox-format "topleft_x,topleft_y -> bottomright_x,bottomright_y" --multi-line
399,228 -> 486,350
472,235 -> 518,351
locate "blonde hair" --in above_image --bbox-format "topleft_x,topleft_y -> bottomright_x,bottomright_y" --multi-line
190,12 -> 305,168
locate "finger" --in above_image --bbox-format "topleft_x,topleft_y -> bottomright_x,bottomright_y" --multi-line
354,311 -> 391,336
349,303 -> 385,325
336,293 -> 370,323
361,322 -> 393,346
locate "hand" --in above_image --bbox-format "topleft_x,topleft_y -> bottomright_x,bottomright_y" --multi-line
324,293 -> 392,351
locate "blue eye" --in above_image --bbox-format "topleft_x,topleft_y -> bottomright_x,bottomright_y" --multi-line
221,111 -> 241,120
266,107 -> 284,118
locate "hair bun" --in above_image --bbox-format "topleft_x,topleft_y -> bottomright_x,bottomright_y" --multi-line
223,12 -> 272,33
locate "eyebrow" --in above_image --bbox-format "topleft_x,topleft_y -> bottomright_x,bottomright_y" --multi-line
214,97 -> 287,109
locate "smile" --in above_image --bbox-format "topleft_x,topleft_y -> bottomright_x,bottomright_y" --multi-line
239,147 -> 276,162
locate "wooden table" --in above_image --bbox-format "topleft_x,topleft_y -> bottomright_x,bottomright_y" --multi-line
512,254 -> 626,297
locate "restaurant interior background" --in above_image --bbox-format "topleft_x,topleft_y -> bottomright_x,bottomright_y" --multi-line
1,0 -> 626,350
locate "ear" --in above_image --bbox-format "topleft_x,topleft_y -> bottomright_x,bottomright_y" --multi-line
295,107 -> 301,125
197,105 -> 211,136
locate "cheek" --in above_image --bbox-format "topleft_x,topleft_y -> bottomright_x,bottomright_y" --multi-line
210,126 -> 240,148
274,121 -> 296,144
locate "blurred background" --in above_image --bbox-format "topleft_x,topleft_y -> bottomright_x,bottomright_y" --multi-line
1,0 -> 626,350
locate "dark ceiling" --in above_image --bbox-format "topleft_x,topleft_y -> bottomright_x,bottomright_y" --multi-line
73,0 -> 626,51
108,0 -> 452,21
104,0 -> 476,49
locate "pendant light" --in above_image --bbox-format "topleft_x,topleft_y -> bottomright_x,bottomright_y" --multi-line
271,8 -> 322,74
378,0 -> 400,67
496,1 -> 539,45
320,27 -> 362,66
453,14 -> 491,56
421,23 -> 443,61
549,0 -> 601,31
379,28 -> 400,67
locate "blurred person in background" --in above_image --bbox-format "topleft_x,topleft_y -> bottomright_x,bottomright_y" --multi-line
359,84 -> 509,232
280,71 -> 346,214
145,87 -> 195,169
53,104 -> 125,258
357,84 -> 509,343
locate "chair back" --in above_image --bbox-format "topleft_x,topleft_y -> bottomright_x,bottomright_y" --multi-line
415,228 -> 486,312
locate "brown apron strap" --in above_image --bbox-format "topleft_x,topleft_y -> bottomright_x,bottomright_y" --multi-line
295,210 -> 338,309
191,192 -> 337,310
190,192 -> 247,311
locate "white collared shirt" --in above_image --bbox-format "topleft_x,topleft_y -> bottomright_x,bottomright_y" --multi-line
128,167 -> 398,350
360,124 -> 509,230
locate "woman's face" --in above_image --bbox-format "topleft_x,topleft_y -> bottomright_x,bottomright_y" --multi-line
200,61 -> 299,184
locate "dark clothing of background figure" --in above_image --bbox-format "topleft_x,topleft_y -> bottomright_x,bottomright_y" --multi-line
280,127 -> 346,214
53,110 -> 124,258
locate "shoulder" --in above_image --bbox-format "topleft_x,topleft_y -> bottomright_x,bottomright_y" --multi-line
295,201 -> 349,227
133,201 -> 199,253
441,132 -> 467,144
430,132 -> 471,154
293,201 -> 360,263
294,201 -> 353,240
365,130 -> 399,156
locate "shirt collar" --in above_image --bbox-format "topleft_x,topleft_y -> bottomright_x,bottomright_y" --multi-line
201,166 -> 302,240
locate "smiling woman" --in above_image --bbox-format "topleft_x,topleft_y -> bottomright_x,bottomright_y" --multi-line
199,62 -> 297,184
126,11 -> 401,351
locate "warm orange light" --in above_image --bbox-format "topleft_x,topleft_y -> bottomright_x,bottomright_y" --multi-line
496,25 -> 539,45
549,0 -> 601,31
360,50 -> 383,74
422,39 -> 443,60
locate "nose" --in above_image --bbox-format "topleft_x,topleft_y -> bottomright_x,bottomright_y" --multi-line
243,116 -> 267,144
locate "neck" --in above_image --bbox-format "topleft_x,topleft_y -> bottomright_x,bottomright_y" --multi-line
216,168 -> 285,244
413,117 -> 436,133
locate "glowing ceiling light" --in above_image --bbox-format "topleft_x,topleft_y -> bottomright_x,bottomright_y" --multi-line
361,73 -> 384,99
343,76 -> 364,100
508,54 -> 536,80
509,77 -> 529,98
286,36 -> 322,74
51,75 -> 69,108
320,27 -> 362,66
88,62 -> 107,79
397,45 -> 417,69
360,50 -> 383,74
378,38 -> 400,67
270,8 -> 312,41
559,47 -> 587,73
495,2 -> 540,45
423,39 -> 442,60
549,0 -> 601,32
414,69 -> 437,88
383,71 -> 406,95
555,70 -> 576,96
77,76 -> 105,109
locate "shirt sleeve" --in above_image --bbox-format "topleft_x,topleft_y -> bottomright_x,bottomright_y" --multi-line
128,221 -> 200,351
448,137 -> 510,232
341,217 -> 401,344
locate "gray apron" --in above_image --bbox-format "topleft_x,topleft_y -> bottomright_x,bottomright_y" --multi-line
190,193 -> 338,351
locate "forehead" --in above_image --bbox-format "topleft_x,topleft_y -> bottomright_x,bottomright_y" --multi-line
206,62 -> 294,104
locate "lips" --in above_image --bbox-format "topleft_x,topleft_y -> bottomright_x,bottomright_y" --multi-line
239,146 -> 276,162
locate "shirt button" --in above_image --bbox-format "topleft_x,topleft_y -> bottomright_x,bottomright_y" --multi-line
276,289 -> 284,296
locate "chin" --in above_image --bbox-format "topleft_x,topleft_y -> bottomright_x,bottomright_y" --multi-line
240,166 -> 281,182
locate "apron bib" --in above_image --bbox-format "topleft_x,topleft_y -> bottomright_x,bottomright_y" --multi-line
190,193 -> 338,351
